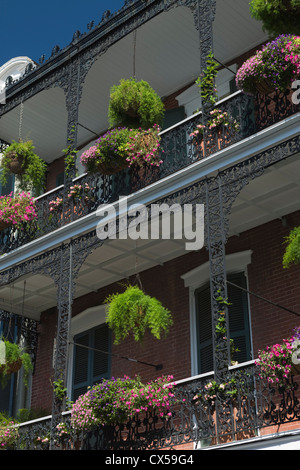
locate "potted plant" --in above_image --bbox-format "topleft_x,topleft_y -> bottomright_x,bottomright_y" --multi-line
282,225 -> 300,268
108,77 -> 165,129
0,414 -> 19,450
0,140 -> 47,195
0,339 -> 33,388
249,0 -> 300,37
236,34 -> 300,95
105,284 -> 173,344
80,125 -> 162,175
0,191 -> 38,232
190,109 -> 240,146
70,374 -> 176,432
255,327 -> 300,388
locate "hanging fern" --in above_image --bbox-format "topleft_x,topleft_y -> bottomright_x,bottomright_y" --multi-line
105,285 -> 173,344
283,225 -> 300,268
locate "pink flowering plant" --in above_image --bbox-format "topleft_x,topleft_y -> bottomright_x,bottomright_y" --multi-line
49,183 -> 95,212
236,34 -> 300,95
80,125 -> 162,174
0,415 -> 18,450
70,375 -> 176,431
190,109 -> 239,142
0,192 -> 37,229
255,339 -> 294,388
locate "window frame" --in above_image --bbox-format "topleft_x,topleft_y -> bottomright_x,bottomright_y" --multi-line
67,305 -> 111,400
181,250 -> 253,376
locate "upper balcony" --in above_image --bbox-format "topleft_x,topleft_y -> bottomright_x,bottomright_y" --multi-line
0,0 -> 299,261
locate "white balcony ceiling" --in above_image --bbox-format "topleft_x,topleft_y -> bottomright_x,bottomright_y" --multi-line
0,0 -> 267,164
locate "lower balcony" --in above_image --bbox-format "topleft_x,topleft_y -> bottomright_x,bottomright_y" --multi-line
11,360 -> 300,451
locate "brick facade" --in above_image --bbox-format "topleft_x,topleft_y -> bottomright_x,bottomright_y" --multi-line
31,209 -> 300,414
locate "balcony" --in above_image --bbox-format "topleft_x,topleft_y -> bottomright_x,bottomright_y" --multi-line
0,87 -> 298,256
13,360 -> 300,450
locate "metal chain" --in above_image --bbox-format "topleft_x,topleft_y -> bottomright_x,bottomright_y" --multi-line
19,101 -> 24,141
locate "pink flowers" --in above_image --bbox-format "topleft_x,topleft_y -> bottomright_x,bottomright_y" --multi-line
70,374 -> 176,431
0,192 -> 37,228
236,34 -> 300,95
255,338 -> 294,387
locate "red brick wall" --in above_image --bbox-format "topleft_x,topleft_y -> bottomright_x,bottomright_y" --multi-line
31,309 -> 57,413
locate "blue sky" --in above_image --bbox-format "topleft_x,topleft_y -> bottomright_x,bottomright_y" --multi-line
0,0 -> 125,66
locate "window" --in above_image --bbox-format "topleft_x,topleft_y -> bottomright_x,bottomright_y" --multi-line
72,324 -> 111,401
195,272 -> 252,374
0,171 -> 14,196
181,250 -> 253,376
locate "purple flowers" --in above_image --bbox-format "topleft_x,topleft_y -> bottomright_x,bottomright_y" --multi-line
236,34 -> 300,94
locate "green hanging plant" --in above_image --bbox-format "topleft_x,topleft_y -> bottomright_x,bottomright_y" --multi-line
249,0 -> 300,37
0,140 -> 47,196
105,284 -> 173,344
0,338 -> 33,388
195,51 -> 219,108
283,225 -> 300,268
108,77 -> 165,129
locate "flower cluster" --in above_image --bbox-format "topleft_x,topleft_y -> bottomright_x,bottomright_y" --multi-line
49,183 -> 94,211
236,34 -> 300,94
80,125 -> 162,173
193,378 -> 238,407
190,109 -> 239,140
255,339 -> 293,387
49,196 -> 63,212
70,375 -> 175,432
0,419 -> 18,449
0,192 -> 37,228
123,124 -> 163,167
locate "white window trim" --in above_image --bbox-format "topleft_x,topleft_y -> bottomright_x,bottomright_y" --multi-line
181,250 -> 253,376
66,305 -> 107,395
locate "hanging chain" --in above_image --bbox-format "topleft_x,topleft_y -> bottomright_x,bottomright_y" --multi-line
133,29 -> 137,78
19,101 -> 24,141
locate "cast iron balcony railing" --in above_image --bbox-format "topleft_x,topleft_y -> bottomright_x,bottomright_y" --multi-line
13,360 -> 300,450
0,88 -> 298,255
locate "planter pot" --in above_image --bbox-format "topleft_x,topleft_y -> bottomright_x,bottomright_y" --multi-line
255,78 -> 275,95
96,160 -> 128,176
0,220 -> 12,232
291,363 -> 300,376
5,151 -> 24,175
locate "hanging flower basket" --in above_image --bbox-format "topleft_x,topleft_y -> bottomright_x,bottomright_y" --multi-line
80,125 -> 162,176
108,77 -> 165,129
236,35 -> 300,95
105,284 -> 173,344
0,140 -> 47,196
5,151 -> 25,175
0,339 -> 33,388
0,192 -> 38,231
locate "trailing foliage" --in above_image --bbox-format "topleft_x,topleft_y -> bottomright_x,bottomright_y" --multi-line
105,284 -> 173,344
1,140 -> 47,195
249,0 -> 300,37
108,78 -> 165,129
195,51 -> 218,108
283,225 -> 300,268
0,339 -> 33,388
